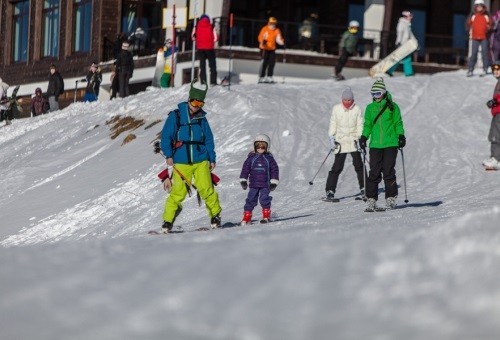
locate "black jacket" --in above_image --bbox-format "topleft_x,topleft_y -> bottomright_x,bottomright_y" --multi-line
85,70 -> 102,96
115,50 -> 134,75
47,71 -> 64,98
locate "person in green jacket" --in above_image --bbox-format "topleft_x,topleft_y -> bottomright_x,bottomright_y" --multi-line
358,78 -> 406,211
333,20 -> 359,81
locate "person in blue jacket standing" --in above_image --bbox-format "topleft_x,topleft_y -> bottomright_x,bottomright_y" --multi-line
160,80 -> 222,232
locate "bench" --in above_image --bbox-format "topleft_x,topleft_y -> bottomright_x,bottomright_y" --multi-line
424,47 -> 465,65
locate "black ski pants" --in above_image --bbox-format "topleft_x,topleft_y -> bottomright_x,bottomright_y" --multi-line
366,147 -> 398,200
198,49 -> 217,85
325,152 -> 366,193
335,48 -> 353,75
259,50 -> 277,78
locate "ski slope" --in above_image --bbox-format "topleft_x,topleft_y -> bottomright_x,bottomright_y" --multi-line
0,71 -> 499,339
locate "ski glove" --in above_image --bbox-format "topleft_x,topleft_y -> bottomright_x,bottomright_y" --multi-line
358,136 -> 367,151
240,180 -> 248,190
329,136 -> 337,150
487,99 -> 497,108
398,135 -> 406,148
153,141 -> 161,154
270,183 -> 277,191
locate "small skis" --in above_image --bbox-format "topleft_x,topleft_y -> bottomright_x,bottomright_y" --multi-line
364,207 -> 387,212
321,197 -> 340,203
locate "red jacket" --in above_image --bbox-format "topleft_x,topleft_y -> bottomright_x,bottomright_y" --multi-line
192,16 -> 218,50
468,11 -> 491,40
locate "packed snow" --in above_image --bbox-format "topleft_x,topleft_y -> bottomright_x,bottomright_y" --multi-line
1,70 -> 499,340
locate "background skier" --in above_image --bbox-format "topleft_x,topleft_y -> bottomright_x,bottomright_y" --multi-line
30,88 -> 48,117
83,62 -> 102,102
386,11 -> 416,77
466,0 -> 491,77
47,64 -> 64,111
115,41 -> 134,98
159,81 -> 222,232
192,15 -> 218,86
358,78 -> 406,211
257,17 -> 285,83
239,134 -> 280,224
161,39 -> 178,88
484,61 -> 500,170
325,87 -> 366,201
333,20 -> 359,81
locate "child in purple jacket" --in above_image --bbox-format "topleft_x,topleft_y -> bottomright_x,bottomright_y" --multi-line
239,134 -> 280,224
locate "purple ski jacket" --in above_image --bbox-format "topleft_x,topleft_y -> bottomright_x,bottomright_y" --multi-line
240,152 -> 279,188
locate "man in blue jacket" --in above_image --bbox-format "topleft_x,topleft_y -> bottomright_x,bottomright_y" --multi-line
160,81 -> 222,232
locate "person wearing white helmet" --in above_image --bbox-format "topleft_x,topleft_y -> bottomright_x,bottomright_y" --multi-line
333,20 -> 360,81
386,11 -> 416,77
466,0 -> 492,77
239,134 -> 280,224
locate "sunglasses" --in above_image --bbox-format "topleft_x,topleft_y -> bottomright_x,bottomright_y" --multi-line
371,91 -> 384,99
255,143 -> 267,150
189,98 -> 205,108
492,64 -> 500,71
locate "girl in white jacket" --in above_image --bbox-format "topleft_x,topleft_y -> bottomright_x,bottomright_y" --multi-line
325,87 -> 367,200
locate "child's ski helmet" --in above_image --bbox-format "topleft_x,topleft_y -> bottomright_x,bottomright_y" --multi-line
254,134 -> 271,151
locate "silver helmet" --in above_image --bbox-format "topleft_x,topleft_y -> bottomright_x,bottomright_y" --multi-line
254,134 -> 271,151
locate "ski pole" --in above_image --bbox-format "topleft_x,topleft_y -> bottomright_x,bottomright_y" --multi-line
399,148 -> 409,203
172,165 -> 202,206
282,46 -> 286,83
309,149 -> 333,185
355,140 -> 368,201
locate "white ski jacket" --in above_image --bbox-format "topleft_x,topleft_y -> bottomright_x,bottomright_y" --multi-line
395,17 -> 415,46
328,103 -> 363,153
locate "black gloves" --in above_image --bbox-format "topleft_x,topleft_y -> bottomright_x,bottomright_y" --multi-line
270,183 -> 277,191
398,135 -> 406,148
240,180 -> 248,190
358,136 -> 367,151
487,99 -> 497,108
153,141 -> 161,154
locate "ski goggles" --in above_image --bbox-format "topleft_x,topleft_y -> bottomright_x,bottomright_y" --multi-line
371,91 -> 385,99
348,27 -> 358,34
189,98 -> 205,108
492,64 -> 500,71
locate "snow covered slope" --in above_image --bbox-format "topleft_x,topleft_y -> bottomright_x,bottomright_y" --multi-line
0,71 -> 499,339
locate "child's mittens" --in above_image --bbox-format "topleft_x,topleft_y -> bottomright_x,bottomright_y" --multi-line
270,179 -> 279,191
240,179 -> 248,190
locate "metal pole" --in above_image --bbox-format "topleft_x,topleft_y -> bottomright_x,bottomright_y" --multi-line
171,4 -> 176,87
399,148 -> 409,203
228,12 -> 234,90
191,0 -> 198,82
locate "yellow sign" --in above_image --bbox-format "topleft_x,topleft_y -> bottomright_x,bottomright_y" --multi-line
163,7 -> 187,29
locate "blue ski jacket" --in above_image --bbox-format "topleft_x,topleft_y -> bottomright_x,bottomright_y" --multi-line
160,102 -> 216,165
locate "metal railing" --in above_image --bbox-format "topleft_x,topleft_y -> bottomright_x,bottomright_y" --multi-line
101,16 -> 468,67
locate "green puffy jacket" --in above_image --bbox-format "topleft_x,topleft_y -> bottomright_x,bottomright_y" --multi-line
361,92 -> 405,149
339,31 -> 358,54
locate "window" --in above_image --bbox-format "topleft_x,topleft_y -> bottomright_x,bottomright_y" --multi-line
43,0 -> 60,57
74,0 -> 92,52
13,0 -> 29,62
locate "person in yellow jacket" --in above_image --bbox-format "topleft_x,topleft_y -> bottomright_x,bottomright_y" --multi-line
257,17 -> 285,83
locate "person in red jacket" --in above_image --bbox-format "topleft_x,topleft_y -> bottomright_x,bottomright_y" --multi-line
484,61 -> 500,169
467,0 -> 492,77
192,14 -> 218,86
